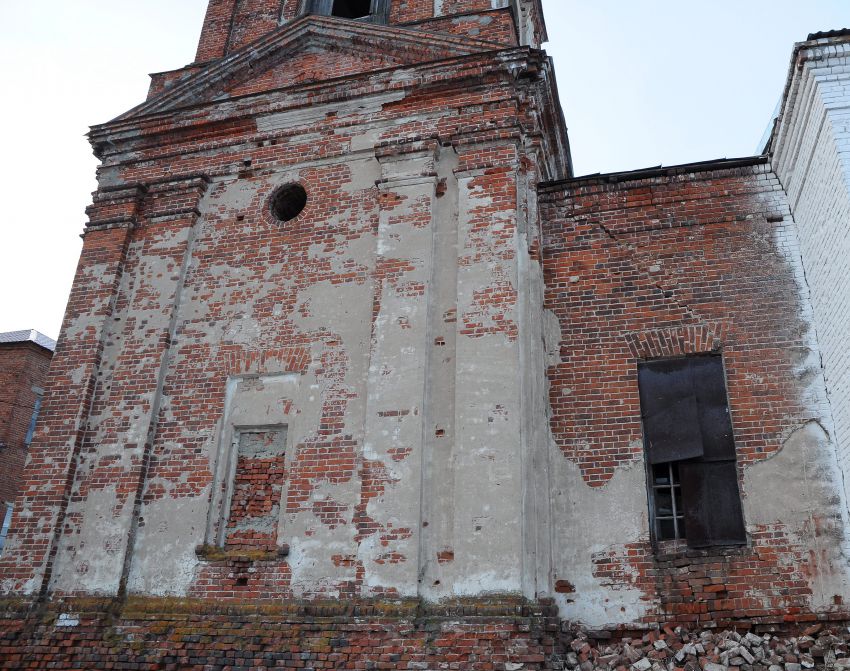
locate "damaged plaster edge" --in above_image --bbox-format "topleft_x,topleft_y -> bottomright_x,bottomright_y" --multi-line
768,205 -> 850,595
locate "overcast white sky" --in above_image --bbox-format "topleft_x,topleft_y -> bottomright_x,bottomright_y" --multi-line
0,1 -> 847,340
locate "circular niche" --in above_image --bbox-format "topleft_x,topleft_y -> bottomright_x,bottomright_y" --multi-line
269,183 -> 308,222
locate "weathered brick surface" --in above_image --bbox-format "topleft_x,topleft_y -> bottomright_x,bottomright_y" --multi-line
540,161 -> 850,625
0,343 -> 51,506
4,3 -> 850,664
195,0 -> 529,64
543,163 -> 805,485
0,0 -> 568,615
0,598 -> 560,670
0,219 -> 135,594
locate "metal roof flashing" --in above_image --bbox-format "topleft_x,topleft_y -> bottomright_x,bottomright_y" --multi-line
0,330 -> 57,352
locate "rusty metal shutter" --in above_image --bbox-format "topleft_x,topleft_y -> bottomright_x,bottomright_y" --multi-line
638,358 -> 704,464
692,356 -> 736,461
680,461 -> 746,548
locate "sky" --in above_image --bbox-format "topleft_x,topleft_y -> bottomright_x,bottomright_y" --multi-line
0,0 -> 847,340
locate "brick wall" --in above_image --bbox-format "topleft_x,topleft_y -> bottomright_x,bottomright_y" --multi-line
771,35 -> 850,508
0,3 -> 567,611
0,343 -> 52,508
195,0 -> 528,63
540,160 -> 850,626
6,0 -> 848,649
0,597 -> 559,671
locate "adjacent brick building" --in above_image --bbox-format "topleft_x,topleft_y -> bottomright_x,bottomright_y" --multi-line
540,158 -> 849,625
0,330 -> 54,555
1,4 -> 850,669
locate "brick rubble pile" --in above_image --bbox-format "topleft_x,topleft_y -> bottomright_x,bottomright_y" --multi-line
558,624 -> 850,671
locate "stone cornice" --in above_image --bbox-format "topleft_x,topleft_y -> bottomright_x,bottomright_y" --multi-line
88,46 -> 545,159
115,14 -> 501,122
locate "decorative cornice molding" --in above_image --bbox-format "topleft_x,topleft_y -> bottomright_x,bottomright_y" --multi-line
116,14 -> 500,122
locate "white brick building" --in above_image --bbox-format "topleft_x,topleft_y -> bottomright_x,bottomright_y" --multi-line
770,30 -> 850,497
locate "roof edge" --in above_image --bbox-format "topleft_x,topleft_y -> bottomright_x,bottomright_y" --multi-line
767,30 -> 850,156
807,28 -> 850,41
0,329 -> 57,352
539,155 -> 769,192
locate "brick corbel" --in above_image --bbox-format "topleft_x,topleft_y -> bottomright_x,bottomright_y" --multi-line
84,184 -> 148,233
142,175 -> 211,223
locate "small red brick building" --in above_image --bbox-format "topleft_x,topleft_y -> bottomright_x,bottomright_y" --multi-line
0,330 -> 54,555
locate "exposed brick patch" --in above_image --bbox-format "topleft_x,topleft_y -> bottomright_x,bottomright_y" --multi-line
225,429 -> 287,551
589,531 -> 842,627
541,164 -> 807,485
227,48 -> 405,97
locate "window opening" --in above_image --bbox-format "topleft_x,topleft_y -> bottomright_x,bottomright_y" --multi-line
332,0 -> 371,18
0,504 -> 13,555
24,394 -> 42,447
269,183 -> 307,223
651,462 -> 684,540
302,0 -> 390,24
638,355 -> 746,549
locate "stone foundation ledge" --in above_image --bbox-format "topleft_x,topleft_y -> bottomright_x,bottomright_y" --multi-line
0,594 -> 559,621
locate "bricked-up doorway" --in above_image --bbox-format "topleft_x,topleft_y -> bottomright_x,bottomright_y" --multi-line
222,427 -> 288,552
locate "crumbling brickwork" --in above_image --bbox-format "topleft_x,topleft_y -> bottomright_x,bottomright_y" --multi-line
540,160 -> 850,625
0,0 -> 568,622
0,598 -> 559,670
194,0 -> 534,63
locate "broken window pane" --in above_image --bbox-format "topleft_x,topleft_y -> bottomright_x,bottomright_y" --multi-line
650,462 -> 684,541
24,394 -> 42,447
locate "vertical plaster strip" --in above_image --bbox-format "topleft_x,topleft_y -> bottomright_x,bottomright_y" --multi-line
118,177 -> 211,596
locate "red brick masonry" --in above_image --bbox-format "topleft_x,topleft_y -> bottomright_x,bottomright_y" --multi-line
0,341 -> 52,513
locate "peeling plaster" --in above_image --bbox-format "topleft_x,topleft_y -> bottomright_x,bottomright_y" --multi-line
550,458 -> 651,626
744,420 -> 850,609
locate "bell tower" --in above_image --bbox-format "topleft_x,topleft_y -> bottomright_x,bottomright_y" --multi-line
1,0 -> 570,663
195,0 -> 547,61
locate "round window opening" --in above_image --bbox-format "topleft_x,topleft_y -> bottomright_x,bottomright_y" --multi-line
269,183 -> 308,222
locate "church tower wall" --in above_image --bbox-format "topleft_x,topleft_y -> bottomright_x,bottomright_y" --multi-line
0,0 -> 566,623
195,0 -> 544,63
